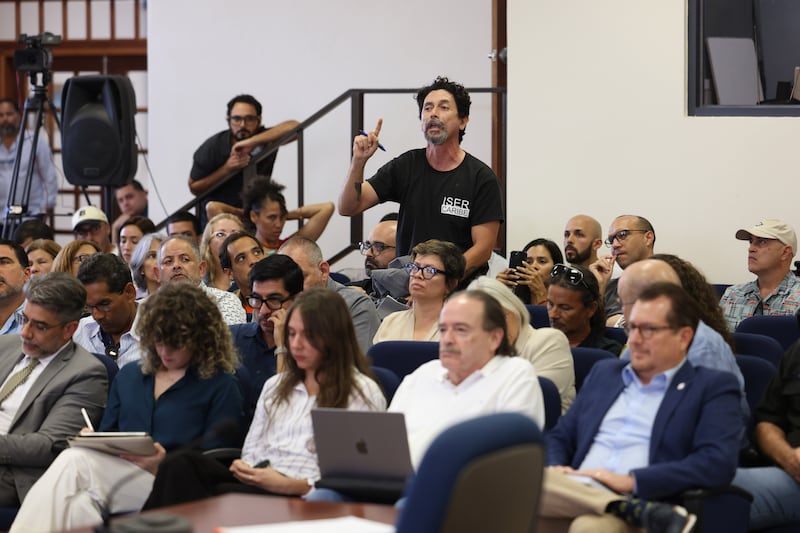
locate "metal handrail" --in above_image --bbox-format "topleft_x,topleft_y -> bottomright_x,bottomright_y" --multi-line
157,87 -> 507,265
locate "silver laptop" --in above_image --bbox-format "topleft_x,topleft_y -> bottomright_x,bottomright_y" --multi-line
311,408 -> 413,502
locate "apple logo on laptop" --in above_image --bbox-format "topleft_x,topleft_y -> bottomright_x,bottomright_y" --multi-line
355,438 -> 368,454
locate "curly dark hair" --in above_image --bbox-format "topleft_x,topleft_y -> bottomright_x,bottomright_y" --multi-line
273,288 -> 377,411
137,283 -> 239,378
241,177 -> 288,222
227,94 -> 262,117
416,76 -> 471,143
650,253 -> 734,350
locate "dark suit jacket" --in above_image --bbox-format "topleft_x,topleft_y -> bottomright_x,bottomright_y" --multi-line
0,336 -> 108,502
546,358 -> 742,500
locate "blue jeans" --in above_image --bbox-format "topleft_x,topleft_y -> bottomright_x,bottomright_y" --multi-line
733,466 -> 800,529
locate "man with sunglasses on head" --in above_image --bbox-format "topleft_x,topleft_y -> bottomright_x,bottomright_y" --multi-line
590,215 -> 656,328
73,253 -> 142,368
230,255 -> 304,417
547,264 -> 622,355
188,94 -> 299,227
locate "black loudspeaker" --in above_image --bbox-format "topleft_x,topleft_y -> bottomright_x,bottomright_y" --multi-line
61,75 -> 137,187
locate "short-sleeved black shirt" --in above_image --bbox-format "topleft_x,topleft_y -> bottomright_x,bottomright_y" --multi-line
756,341 -> 800,446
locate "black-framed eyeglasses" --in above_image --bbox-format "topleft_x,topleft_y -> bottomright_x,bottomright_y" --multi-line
73,254 -> 94,264
405,262 -> 447,280
247,294 -> 291,311
550,263 -> 588,288
228,115 -> 259,125
358,241 -> 395,256
85,295 -> 121,315
627,323 -> 675,339
604,229 -> 648,247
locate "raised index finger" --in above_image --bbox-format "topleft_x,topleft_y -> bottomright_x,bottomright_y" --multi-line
373,118 -> 383,136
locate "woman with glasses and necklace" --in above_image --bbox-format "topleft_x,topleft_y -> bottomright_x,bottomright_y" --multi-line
373,239 -> 465,343
546,263 -> 623,355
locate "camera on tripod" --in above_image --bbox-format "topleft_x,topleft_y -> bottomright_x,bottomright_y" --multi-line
13,32 -> 61,73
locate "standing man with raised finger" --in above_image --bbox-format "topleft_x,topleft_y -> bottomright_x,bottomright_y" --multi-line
338,76 -> 504,288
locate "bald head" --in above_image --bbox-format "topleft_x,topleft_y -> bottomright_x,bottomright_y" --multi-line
618,259 -> 681,321
563,214 -> 603,268
365,220 -> 397,272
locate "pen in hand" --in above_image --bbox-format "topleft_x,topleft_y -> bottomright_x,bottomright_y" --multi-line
81,408 -> 95,432
358,130 -> 386,152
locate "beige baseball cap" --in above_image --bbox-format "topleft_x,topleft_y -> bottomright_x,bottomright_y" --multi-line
736,219 -> 797,254
72,206 -> 108,230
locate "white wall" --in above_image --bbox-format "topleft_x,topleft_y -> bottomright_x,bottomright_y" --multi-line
147,0 -> 493,270
508,0 -> 800,284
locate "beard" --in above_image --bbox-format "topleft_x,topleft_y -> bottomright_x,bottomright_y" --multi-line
0,122 -> 18,137
423,118 -> 449,145
565,245 -> 592,265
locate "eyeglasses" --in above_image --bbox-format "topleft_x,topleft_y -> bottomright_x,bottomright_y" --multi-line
84,297 -> 118,315
21,314 -> 62,332
247,294 -> 291,311
550,263 -> 589,288
358,241 -> 395,255
627,323 -> 675,339
73,254 -> 94,264
405,262 -> 447,280
74,222 -> 101,236
228,115 -> 259,125
604,229 -> 648,247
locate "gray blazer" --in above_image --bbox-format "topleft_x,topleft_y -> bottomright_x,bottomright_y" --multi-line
0,336 -> 108,502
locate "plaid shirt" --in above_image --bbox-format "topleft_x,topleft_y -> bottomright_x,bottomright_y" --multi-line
720,272 -> 800,330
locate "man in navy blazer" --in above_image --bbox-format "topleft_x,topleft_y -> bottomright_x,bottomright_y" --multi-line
538,283 -> 743,533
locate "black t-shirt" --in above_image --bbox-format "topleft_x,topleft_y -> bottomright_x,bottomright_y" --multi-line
367,149 -> 504,256
190,127 -> 278,209
757,341 -> 800,447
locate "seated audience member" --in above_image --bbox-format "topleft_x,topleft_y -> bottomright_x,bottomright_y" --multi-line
128,233 -> 165,299
200,213 -> 245,291
13,219 -> 53,249
117,215 -> 156,265
219,231 -> 266,317
733,340 -> 800,529
651,253 -> 735,350
72,206 -> 116,254
720,219 -> 800,330
51,240 -> 100,276
142,288 -> 385,508
538,283 -> 742,532
348,217 -> 398,296
618,258 -> 749,436
158,235 -> 246,325
73,254 -> 141,368
279,237 -> 380,352
591,214 -> 656,327
230,255 -> 304,411
0,240 -> 29,334
165,211 -> 201,244
240,177 -> 334,254
563,214 -> 603,269
0,273 -> 108,507
373,239 -> 465,343
497,238 -> 563,305
547,263 -> 623,355
111,180 -> 149,246
25,239 -> 60,278
469,276 -> 575,413
9,282 -> 245,532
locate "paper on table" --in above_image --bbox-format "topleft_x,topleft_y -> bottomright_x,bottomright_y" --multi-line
213,515 -> 395,533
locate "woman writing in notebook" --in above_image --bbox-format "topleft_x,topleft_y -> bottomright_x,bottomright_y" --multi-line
142,287 -> 385,508
10,283 -> 245,533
